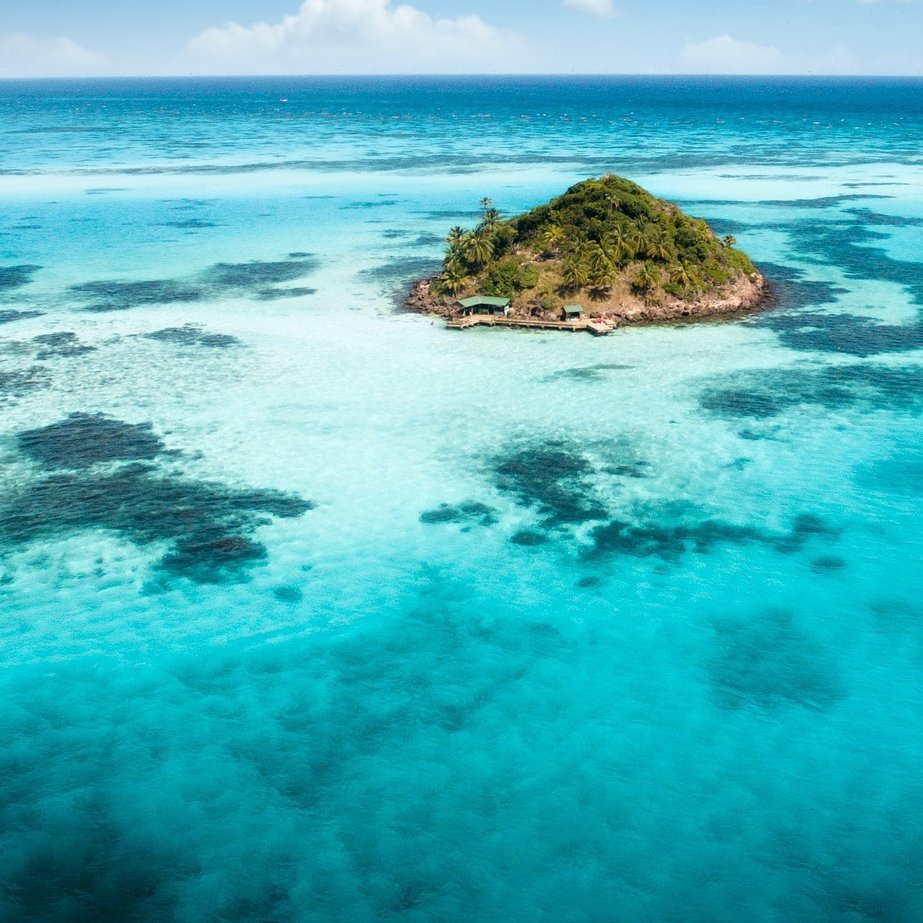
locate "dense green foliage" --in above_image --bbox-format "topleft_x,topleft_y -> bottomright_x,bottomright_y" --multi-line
431,175 -> 757,306
483,258 -> 539,298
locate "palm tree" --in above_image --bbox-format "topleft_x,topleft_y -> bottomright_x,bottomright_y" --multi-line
540,224 -> 565,256
635,224 -> 660,258
587,244 -> 614,291
632,261 -> 661,294
646,237 -> 675,263
628,227 -> 649,261
442,262 -> 467,296
670,263 -> 692,289
444,252 -> 465,274
562,252 -> 589,292
604,228 -> 632,265
444,239 -> 467,268
465,229 -> 494,269
481,208 -> 500,232
722,234 -> 737,249
447,226 -> 466,247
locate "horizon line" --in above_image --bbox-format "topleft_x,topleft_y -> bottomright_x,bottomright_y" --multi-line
2,72 -> 923,81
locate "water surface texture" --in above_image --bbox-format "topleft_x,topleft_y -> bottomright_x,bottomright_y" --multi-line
1,77 -> 922,922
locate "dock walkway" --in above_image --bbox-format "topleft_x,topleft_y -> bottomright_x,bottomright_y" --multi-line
446,316 -> 613,336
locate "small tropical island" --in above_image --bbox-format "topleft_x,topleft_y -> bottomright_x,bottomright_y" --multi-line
406,174 -> 767,332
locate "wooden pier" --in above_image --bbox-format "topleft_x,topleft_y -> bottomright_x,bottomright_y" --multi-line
446,316 -> 613,336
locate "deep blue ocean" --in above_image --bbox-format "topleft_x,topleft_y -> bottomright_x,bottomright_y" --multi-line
1,76 -> 921,921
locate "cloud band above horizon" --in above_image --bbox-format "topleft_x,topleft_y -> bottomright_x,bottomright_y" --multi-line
0,0 -> 919,78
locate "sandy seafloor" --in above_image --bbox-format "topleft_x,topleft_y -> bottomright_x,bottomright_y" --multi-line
0,77 -> 921,921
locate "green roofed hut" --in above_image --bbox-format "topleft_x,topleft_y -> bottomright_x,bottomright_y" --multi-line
562,304 -> 584,321
457,295 -> 511,317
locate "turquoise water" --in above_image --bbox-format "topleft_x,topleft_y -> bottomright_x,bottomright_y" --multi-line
1,77 -> 922,921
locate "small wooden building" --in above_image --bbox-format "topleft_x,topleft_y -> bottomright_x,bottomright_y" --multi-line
562,304 -> 584,321
458,295 -> 511,317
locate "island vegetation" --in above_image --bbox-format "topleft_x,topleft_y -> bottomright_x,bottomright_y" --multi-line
406,174 -> 767,326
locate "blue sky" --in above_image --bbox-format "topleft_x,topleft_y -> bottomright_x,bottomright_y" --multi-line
1,0 -> 921,77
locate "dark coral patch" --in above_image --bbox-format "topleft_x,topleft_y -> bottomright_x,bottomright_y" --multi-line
160,534 -> 268,583
342,200 -> 398,209
779,514 -> 840,551
272,585 -> 305,603
577,575 -> 602,588
737,427 -> 783,442
361,257 -> 442,289
586,511 -> 838,562
757,194 -> 892,209
0,264 -> 41,290
381,230 -> 442,245
509,530 -> 549,547
0,458 -> 313,584
544,364 -> 632,383
70,279 -> 203,312
753,263 -> 845,313
844,208 -> 923,228
420,501 -> 498,527
0,309 -> 44,325
784,218 -> 923,306
763,311 -> 923,358
0,367 -> 50,398
167,198 -> 218,210
18,414 -> 165,469
253,286 -> 317,301
32,332 -> 96,359
829,364 -> 923,408
700,363 -> 922,420
700,389 -> 794,419
587,518 -> 761,561
708,609 -> 843,710
422,209 -> 481,221
494,443 -> 607,528
144,325 -> 241,348
202,257 -> 319,290
161,219 -> 219,230
607,463 -> 651,479
702,217 -> 753,238
811,555 -> 847,574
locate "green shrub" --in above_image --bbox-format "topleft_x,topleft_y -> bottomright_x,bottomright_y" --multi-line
518,263 -> 538,289
491,224 -> 516,259
483,258 -> 537,297
539,292 -> 560,312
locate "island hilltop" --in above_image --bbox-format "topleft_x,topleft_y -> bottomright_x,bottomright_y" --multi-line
406,174 -> 767,330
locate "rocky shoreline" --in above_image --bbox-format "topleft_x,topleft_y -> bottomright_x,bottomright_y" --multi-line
404,270 -> 770,328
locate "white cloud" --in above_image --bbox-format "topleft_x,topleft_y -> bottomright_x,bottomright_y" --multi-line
681,35 -> 782,74
563,0 -> 618,17
0,34 -> 106,77
185,0 -> 523,74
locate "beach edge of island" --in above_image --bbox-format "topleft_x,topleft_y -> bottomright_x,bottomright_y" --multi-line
403,269 -> 772,330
